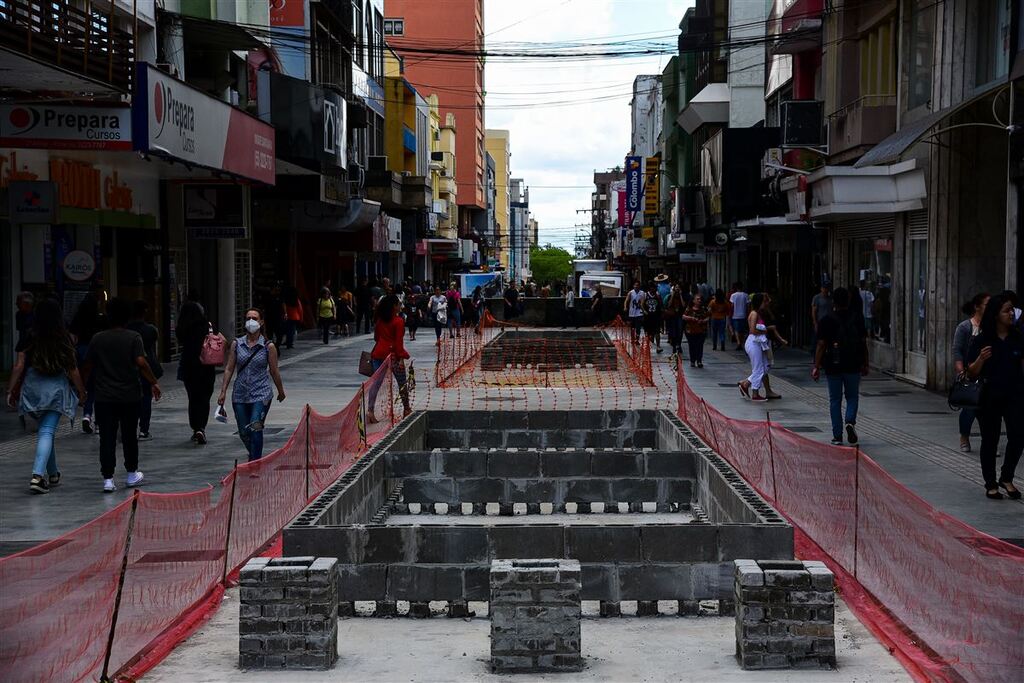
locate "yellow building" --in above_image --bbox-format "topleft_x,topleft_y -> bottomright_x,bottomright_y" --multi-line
384,50 -> 419,175
485,129 -> 511,269
429,95 -> 458,240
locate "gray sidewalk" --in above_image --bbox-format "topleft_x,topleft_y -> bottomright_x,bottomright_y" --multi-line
0,330 -> 441,556
670,346 -> 1024,545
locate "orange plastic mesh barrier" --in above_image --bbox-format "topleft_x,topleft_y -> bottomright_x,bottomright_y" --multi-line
0,356 -> 407,683
676,361 -> 1024,683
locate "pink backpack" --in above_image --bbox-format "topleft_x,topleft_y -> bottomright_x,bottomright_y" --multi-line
200,326 -> 226,366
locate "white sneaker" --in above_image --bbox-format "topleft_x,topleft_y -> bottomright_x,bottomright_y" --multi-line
103,478 -> 116,492
125,471 -> 145,487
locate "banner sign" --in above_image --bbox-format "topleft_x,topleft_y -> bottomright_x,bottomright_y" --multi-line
625,155 -> 642,212
133,63 -> 275,184
269,0 -> 304,27
8,180 -> 57,224
644,156 -> 659,215
0,105 -> 131,151
183,184 -> 247,239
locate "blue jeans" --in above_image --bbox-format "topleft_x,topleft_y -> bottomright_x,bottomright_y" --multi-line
448,308 -> 462,334
233,401 -> 271,461
710,319 -> 727,348
958,408 -> 977,438
76,343 -> 95,418
32,411 -> 61,477
139,379 -> 153,433
825,373 -> 861,440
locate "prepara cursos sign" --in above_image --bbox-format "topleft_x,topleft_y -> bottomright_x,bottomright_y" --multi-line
625,155 -> 643,212
133,63 -> 275,185
0,105 -> 131,150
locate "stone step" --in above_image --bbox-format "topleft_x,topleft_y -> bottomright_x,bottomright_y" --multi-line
385,449 -> 694,479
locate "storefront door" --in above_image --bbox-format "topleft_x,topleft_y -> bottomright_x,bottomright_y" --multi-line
903,211 -> 928,383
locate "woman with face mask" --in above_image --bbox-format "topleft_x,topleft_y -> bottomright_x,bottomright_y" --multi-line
217,309 -> 286,462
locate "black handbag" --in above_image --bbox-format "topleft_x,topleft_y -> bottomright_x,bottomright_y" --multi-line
948,372 -> 984,410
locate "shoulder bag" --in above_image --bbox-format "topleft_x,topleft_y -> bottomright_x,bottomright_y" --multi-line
948,372 -> 984,410
200,325 -> 226,366
358,351 -> 375,377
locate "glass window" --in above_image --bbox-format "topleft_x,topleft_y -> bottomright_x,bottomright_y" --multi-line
906,0 -> 934,109
859,18 -> 896,96
910,238 -> 927,353
976,0 -> 1011,87
393,19 -> 404,36
384,20 -> 393,35
853,237 -> 894,344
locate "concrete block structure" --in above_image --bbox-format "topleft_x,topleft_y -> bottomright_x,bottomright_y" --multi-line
734,559 -> 836,670
490,559 -> 583,673
238,557 -> 339,670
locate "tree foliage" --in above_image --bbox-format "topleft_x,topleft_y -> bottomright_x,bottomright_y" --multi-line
529,244 -> 574,286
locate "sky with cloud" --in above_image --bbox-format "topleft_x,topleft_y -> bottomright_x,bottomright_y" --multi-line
484,0 -> 694,252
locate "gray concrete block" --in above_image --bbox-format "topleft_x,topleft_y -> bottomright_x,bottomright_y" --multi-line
426,430 -> 467,449
610,478 -> 659,502
507,478 -> 561,503
644,451 -> 696,478
658,478 -> 694,503
719,525 -> 792,561
385,452 -> 432,477
401,477 -> 456,504
416,525 -> 489,564
641,524 -> 717,562
439,450 -> 487,477
387,564 -> 464,600
488,451 -> 541,478
489,524 -> 564,559
540,451 -> 591,477
618,564 -> 692,600
581,564 -> 619,601
591,451 -> 642,476
505,430 -> 545,448
361,525 -> 416,563
336,564 -> 387,601
564,478 -> 612,503
565,525 -> 640,562
454,477 -> 506,503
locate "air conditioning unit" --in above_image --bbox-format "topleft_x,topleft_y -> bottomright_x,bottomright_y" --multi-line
781,101 -> 824,147
367,155 -> 388,173
155,62 -> 180,79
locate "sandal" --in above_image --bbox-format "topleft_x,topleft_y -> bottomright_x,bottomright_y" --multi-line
998,481 -> 1022,500
738,382 -> 750,399
986,489 -> 1004,500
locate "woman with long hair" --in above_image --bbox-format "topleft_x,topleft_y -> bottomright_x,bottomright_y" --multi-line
966,294 -> 1023,499
952,292 -> 989,452
682,292 -> 709,368
738,293 -> 787,400
175,300 -> 217,445
366,295 -> 411,423
6,299 -> 87,493
315,287 -> 336,345
663,283 -> 686,362
758,293 -> 788,399
217,308 -> 286,462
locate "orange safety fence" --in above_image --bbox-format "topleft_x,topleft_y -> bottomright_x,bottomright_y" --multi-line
676,360 -> 1024,683
0,356 -> 407,683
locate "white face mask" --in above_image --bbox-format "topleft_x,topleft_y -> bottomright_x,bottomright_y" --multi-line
245,319 -> 261,334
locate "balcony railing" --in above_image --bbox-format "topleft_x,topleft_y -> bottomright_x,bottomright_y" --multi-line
0,0 -> 134,92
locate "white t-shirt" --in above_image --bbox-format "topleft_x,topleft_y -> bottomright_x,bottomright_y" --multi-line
627,289 -> 646,318
729,291 -> 748,319
429,294 -> 448,313
861,290 -> 875,319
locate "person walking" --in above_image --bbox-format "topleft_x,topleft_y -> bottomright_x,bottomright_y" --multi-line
965,294 -> 1023,499
643,282 -> 664,353
445,282 -> 463,338
728,283 -> 749,351
366,295 -> 412,423
282,287 -> 302,350
217,309 -> 286,462
503,282 -> 520,320
429,285 -> 449,343
84,297 -> 162,492
404,287 -> 421,341
738,293 -> 788,401
354,277 -> 372,334
175,300 -> 217,445
564,287 -> 577,329
952,293 -> 989,452
336,284 -> 355,337
664,284 -> 686,362
70,293 -> 104,434
759,294 -> 788,399
709,289 -> 729,351
127,300 -> 161,441
860,282 -> 875,339
6,299 -> 87,494
590,287 -> 604,324
15,291 -> 34,350
812,287 -> 869,445
315,287 -> 336,345
683,292 -> 710,368
810,284 -> 833,354
471,285 -> 486,331
624,281 -> 647,343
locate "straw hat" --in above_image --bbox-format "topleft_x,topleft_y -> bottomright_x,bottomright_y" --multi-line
654,274 -> 669,283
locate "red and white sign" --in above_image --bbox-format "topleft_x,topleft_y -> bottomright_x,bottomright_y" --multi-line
134,63 -> 275,184
270,0 -> 304,27
0,105 -> 131,151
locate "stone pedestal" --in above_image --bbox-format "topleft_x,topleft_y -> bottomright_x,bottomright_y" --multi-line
239,557 -> 338,670
490,558 -> 582,673
734,559 -> 836,670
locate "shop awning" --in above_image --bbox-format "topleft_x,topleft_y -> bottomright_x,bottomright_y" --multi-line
783,160 -> 927,222
734,216 -> 808,228
854,84 -> 1008,168
177,13 -> 264,50
254,198 -> 381,233
677,83 -> 729,134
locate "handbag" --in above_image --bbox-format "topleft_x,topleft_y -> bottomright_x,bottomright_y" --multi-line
948,372 -> 984,410
358,351 -> 375,377
200,326 -> 226,366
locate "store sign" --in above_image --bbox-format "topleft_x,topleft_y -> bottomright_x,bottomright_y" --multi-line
644,156 -> 659,215
62,250 -> 96,281
134,63 -> 275,184
387,217 -> 402,252
183,184 -> 247,239
0,105 -> 131,150
625,156 -> 642,211
259,72 -> 345,173
269,0 -> 304,27
8,180 -> 56,223
641,226 -> 655,239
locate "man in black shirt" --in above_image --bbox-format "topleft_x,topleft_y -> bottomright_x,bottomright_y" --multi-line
85,297 -> 162,492
812,287 -> 868,445
354,277 -> 372,334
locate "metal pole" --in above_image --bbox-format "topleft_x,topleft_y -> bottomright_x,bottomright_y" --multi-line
766,411 -> 778,502
304,405 -> 311,501
853,446 -> 860,579
99,490 -> 140,683
221,460 -> 239,585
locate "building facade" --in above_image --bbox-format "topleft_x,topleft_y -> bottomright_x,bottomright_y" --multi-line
485,129 -> 512,270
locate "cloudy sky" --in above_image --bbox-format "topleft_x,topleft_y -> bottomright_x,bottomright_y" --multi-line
484,0 -> 694,252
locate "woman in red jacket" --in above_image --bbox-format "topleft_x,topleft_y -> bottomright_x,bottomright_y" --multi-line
366,295 -> 411,422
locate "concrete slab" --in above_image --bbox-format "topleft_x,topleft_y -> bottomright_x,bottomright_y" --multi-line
145,587 -> 909,682
384,512 -> 697,525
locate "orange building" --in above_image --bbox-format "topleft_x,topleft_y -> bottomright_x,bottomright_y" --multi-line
383,0 -> 486,230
